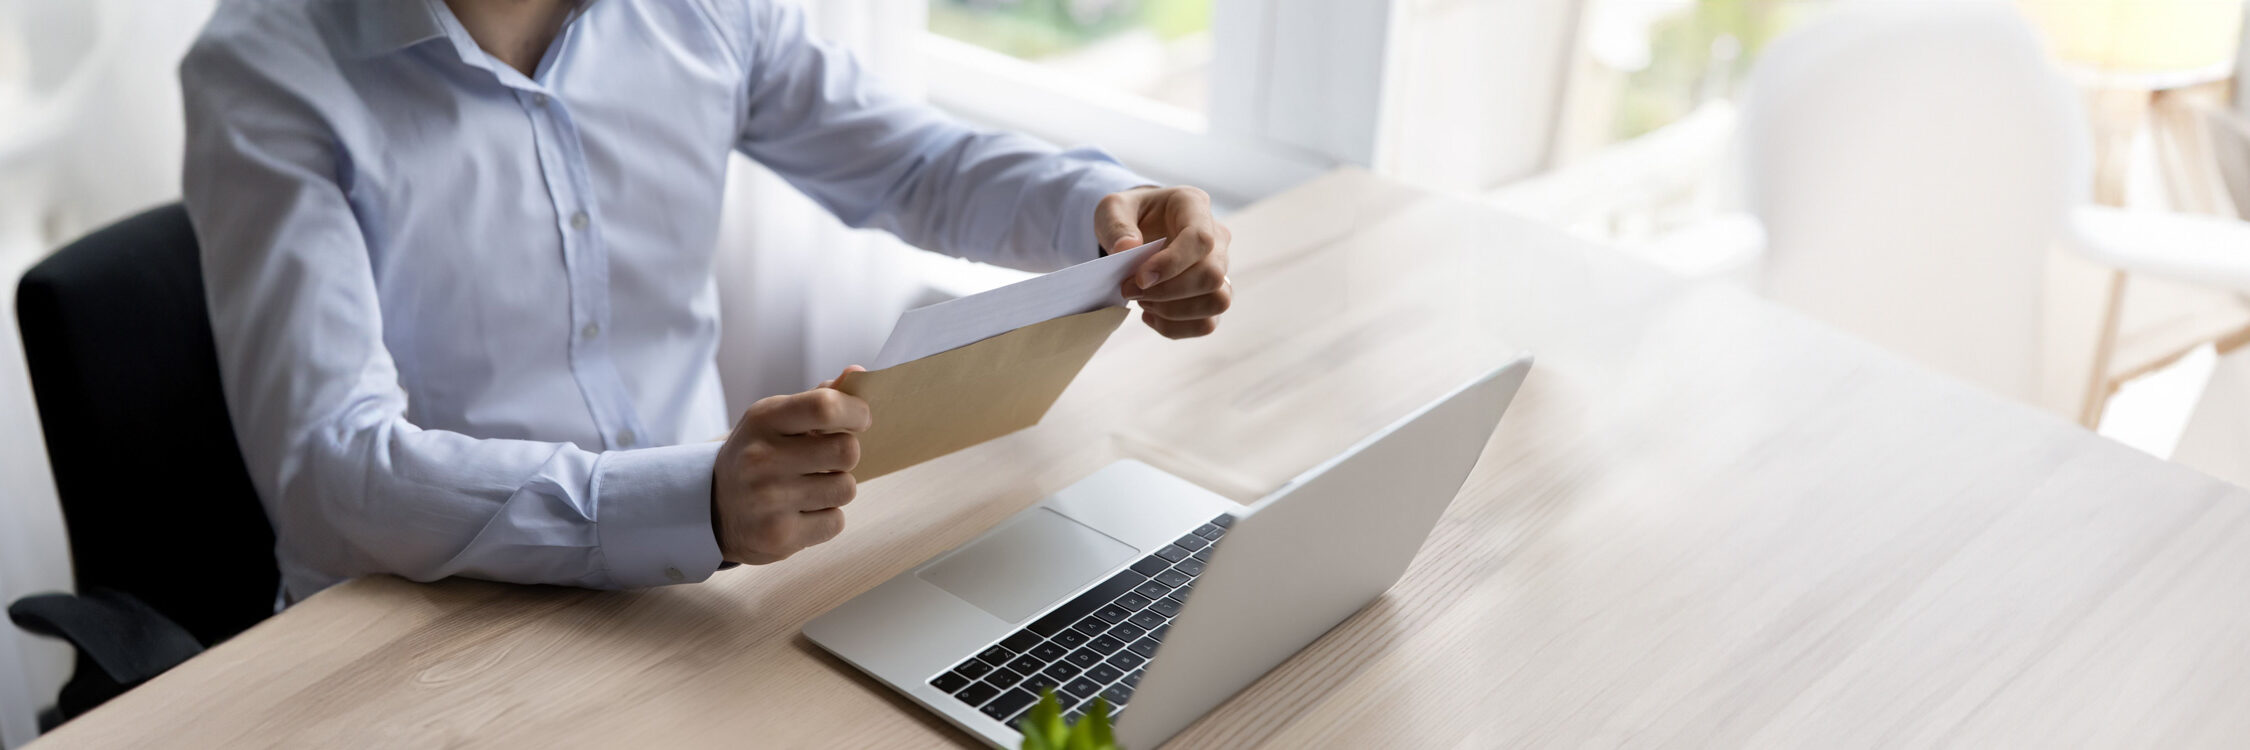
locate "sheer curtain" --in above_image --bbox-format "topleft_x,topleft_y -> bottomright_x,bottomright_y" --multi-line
711,0 -> 940,418
1,0 -> 215,744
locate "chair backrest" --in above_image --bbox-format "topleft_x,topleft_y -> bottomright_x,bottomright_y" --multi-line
1742,1 -> 2088,402
15,203 -> 276,646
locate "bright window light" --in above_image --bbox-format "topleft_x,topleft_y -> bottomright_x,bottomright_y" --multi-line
928,0 -> 1213,115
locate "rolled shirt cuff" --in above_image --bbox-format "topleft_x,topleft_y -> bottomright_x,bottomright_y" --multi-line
592,440 -> 726,588
1054,148 -> 1158,264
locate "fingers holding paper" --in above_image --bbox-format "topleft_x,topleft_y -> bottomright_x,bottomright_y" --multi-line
711,384 -> 872,565
1096,185 -> 1234,340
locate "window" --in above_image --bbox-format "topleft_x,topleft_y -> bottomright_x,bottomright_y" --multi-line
929,0 -> 1214,116
1509,0 -> 1839,251
1558,0 -> 1834,160
922,0 -> 1393,206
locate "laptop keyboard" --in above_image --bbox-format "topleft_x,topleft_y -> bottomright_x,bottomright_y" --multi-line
928,513 -> 1233,728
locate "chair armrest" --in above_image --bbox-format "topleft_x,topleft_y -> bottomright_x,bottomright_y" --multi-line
9,588 -> 203,689
2068,206 -> 2250,295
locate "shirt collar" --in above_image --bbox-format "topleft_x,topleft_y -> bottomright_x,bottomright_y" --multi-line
337,0 -> 448,59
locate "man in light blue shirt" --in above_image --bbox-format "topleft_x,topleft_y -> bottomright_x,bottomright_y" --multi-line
181,0 -> 1234,602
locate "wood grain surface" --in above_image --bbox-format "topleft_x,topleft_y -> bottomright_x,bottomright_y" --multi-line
32,170 -> 2250,748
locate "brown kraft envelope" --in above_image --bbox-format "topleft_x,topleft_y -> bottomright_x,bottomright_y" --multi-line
835,306 -> 1129,481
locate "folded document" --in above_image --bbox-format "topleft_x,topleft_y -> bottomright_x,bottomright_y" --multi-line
837,239 -> 1165,480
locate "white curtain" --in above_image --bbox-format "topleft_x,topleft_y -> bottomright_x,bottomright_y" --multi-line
711,0 -> 938,418
1,0 -> 216,744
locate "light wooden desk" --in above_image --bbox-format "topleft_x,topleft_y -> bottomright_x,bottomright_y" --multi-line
37,170 -> 2250,748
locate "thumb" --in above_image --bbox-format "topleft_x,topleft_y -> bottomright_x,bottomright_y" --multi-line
1094,193 -> 1146,256
823,362 -> 864,387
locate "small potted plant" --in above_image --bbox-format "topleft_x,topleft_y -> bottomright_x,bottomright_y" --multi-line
1016,689 -> 1120,750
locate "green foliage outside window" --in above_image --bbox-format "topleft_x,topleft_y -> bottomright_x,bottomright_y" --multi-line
1615,0 -> 1823,140
931,0 -> 1212,61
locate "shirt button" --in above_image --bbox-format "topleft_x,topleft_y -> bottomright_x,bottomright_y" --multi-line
580,322 -> 600,341
617,429 -> 637,448
532,93 -> 549,107
664,567 -> 685,583
570,211 -> 589,231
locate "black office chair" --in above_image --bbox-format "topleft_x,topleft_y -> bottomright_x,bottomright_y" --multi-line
8,203 -> 279,729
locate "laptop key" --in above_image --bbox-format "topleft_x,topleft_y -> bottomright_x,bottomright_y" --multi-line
1126,610 -> 1166,631
1151,623 -> 1172,641
1062,677 -> 1103,701
1001,631 -> 1043,653
957,681 -> 1000,708
1007,655 -> 1044,675
1087,634 -> 1127,654
1101,683 -> 1134,706
1129,555 -> 1171,576
1108,622 -> 1146,641
1210,514 -> 1235,527
1173,533 -> 1209,551
978,645 -> 1013,664
1064,649 -> 1101,668
1052,628 -> 1089,648
1174,558 -> 1206,576
1020,671 -> 1063,694
1041,661 -> 1083,682
980,689 -> 1036,722
1131,579 -> 1170,599
986,667 -> 1024,689
930,672 -> 971,694
1115,592 -> 1153,611
1127,637 -> 1160,658
1122,669 -> 1144,688
1026,571 -> 1147,637
1153,544 -> 1191,563
1088,664 -> 1124,684
1153,569 -> 1192,588
1148,597 -> 1183,617
1106,651 -> 1145,670
957,658 -> 994,679
1192,523 -> 1223,540
1030,641 -> 1068,662
1191,546 -> 1214,562
1093,603 -> 1134,624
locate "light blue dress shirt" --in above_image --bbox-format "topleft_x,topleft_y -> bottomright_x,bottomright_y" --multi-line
180,0 -> 1149,600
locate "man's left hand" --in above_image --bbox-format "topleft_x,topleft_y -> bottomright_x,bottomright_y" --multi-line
1095,185 -> 1233,339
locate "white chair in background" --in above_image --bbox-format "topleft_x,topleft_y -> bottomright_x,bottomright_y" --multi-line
1738,1 -> 2088,407
1719,1 -> 2250,442
2077,104 -> 2250,485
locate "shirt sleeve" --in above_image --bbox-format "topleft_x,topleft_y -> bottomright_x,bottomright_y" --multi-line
723,0 -> 1154,271
180,28 -> 723,598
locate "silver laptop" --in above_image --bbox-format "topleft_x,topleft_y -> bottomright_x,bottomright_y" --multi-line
805,355 -> 1532,748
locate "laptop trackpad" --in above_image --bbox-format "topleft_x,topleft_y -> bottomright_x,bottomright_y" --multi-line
920,507 -> 1137,623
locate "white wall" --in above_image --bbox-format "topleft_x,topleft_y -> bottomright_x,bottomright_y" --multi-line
0,1 -> 216,745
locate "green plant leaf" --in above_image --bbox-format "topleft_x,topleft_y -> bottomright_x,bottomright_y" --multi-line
1065,722 -> 1096,750
1018,689 -> 1069,750
1081,697 -> 1116,749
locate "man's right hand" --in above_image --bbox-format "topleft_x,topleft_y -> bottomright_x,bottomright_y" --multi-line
712,370 -> 871,565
